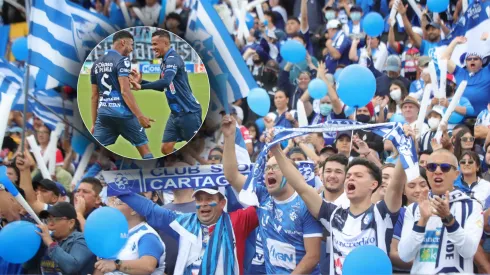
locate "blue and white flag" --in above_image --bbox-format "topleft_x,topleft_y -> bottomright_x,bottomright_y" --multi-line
103,162 -> 317,196
28,0 -> 118,88
0,58 -> 28,111
32,89 -> 73,130
185,0 -> 257,105
30,65 -> 61,90
239,120 -> 420,206
440,1 -> 490,67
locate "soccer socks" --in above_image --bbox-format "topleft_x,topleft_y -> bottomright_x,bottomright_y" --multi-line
143,153 -> 154,159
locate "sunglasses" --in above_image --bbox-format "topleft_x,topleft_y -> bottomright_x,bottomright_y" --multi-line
208,155 -> 222,161
461,137 -> 475,142
44,217 -> 68,223
426,163 -> 457,173
459,159 -> 475,165
466,57 -> 480,62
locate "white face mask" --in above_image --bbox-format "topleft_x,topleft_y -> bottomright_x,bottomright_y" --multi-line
428,117 -> 441,130
390,89 -> 402,101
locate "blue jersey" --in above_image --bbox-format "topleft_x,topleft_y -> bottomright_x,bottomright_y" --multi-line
90,49 -> 133,118
141,48 -> 201,114
256,186 -> 322,274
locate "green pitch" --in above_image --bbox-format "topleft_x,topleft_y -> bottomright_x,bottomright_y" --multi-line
77,73 -> 210,159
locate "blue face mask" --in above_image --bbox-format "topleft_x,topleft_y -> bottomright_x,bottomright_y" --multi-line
320,103 -> 333,116
325,11 -> 336,20
350,12 -> 361,21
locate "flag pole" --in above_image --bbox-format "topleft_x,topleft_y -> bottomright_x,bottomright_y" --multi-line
20,0 -> 32,153
27,94 -> 94,142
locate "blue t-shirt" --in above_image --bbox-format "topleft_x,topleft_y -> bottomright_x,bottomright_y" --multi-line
324,31 -> 352,74
141,48 -> 201,114
90,49 -> 133,118
446,96 -> 474,124
256,186 -> 323,274
453,65 -> 490,115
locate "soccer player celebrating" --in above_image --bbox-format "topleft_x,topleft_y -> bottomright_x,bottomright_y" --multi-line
258,123 -> 409,275
129,30 -> 202,155
91,30 -> 154,159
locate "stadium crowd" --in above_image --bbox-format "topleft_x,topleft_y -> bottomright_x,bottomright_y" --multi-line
0,0 -> 490,274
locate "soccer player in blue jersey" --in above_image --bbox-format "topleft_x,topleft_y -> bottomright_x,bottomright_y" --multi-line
91,30 -> 154,159
129,30 -> 202,155
222,115 -> 322,274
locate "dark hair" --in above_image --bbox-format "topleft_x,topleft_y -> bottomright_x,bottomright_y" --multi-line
152,30 -> 171,40
287,16 -> 300,24
322,154 -> 349,173
453,128 -> 474,160
289,33 -> 305,44
445,83 -> 455,97
460,150 -> 482,177
388,80 -> 408,113
6,164 -> 20,185
210,147 -> 223,154
264,10 -> 275,22
275,90 -> 289,98
113,30 -> 134,43
166,12 -> 182,24
419,150 -> 432,157
347,158 -> 382,193
402,166 -> 430,206
80,177 -> 103,195
288,147 -> 307,160
452,124 -> 470,136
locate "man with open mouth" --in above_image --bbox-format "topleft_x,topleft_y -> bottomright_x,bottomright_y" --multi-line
222,115 -> 323,274
260,125 -> 408,275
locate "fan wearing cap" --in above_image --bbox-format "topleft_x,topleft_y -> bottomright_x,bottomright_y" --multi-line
94,197 -> 166,275
429,82 -> 474,130
349,35 -> 388,72
408,56 -> 431,100
324,19 -> 352,74
400,96 -> 430,140
286,0 -> 313,55
442,35 -> 490,116
397,4 -> 448,58
222,115 -> 322,274
116,185 -> 258,275
31,202 -> 96,274
345,6 -> 363,35
419,106 -> 444,152
373,54 -> 411,97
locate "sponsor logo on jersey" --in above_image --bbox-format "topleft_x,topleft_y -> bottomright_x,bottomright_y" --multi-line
333,236 -> 376,248
419,247 -> 438,262
267,239 -> 296,270
422,228 -> 441,246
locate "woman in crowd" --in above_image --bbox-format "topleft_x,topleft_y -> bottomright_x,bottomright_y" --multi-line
94,196 -> 166,275
24,202 -> 96,274
376,80 -> 408,123
389,166 -> 430,273
453,128 -> 484,161
457,151 -> 490,207
245,122 -> 264,162
483,143 -> 490,181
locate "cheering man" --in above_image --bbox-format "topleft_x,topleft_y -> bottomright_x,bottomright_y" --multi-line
91,30 -> 154,159
130,30 -> 202,155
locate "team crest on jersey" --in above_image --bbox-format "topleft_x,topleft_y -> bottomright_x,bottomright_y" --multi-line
289,210 -> 298,222
363,212 -> 373,225
275,208 -> 283,222
124,59 -> 130,68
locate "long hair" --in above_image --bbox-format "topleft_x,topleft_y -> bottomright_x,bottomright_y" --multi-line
388,80 -> 408,113
460,150 -> 482,178
453,128 -> 474,160
402,166 -> 430,206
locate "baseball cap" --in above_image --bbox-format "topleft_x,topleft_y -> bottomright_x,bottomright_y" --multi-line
336,131 -> 352,140
425,22 -> 441,30
7,126 -> 22,134
400,96 -> 420,109
192,186 -> 225,199
320,145 -> 338,155
418,56 -> 431,67
39,202 -> 77,220
326,19 -> 341,29
34,179 -> 60,196
386,55 -> 402,72
233,105 -> 244,121
55,182 -> 67,197
428,105 -> 444,117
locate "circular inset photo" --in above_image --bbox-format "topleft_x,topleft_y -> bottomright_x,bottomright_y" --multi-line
77,27 -> 210,160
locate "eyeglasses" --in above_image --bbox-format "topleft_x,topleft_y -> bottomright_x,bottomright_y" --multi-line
426,163 -> 457,173
208,155 -> 222,161
44,217 -> 68,223
265,164 -> 280,172
459,159 -> 475,165
466,57 -> 480,62
461,137 -> 475,142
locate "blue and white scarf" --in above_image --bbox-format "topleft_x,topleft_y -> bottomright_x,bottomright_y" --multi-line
239,120 -> 419,206
170,212 -> 238,275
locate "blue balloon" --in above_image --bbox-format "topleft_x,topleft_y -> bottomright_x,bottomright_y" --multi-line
344,106 -> 356,117
334,68 -> 343,82
390,113 -> 406,123
363,12 -> 384,37
255,118 -> 265,136
84,207 -> 128,258
72,132 -> 92,155
343,245 -> 392,275
0,221 -> 41,263
428,0 -> 449,13
247,88 -> 270,116
11,37 -> 28,61
245,13 -> 255,30
337,65 -> 376,108
280,40 -> 306,64
308,79 -> 328,99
